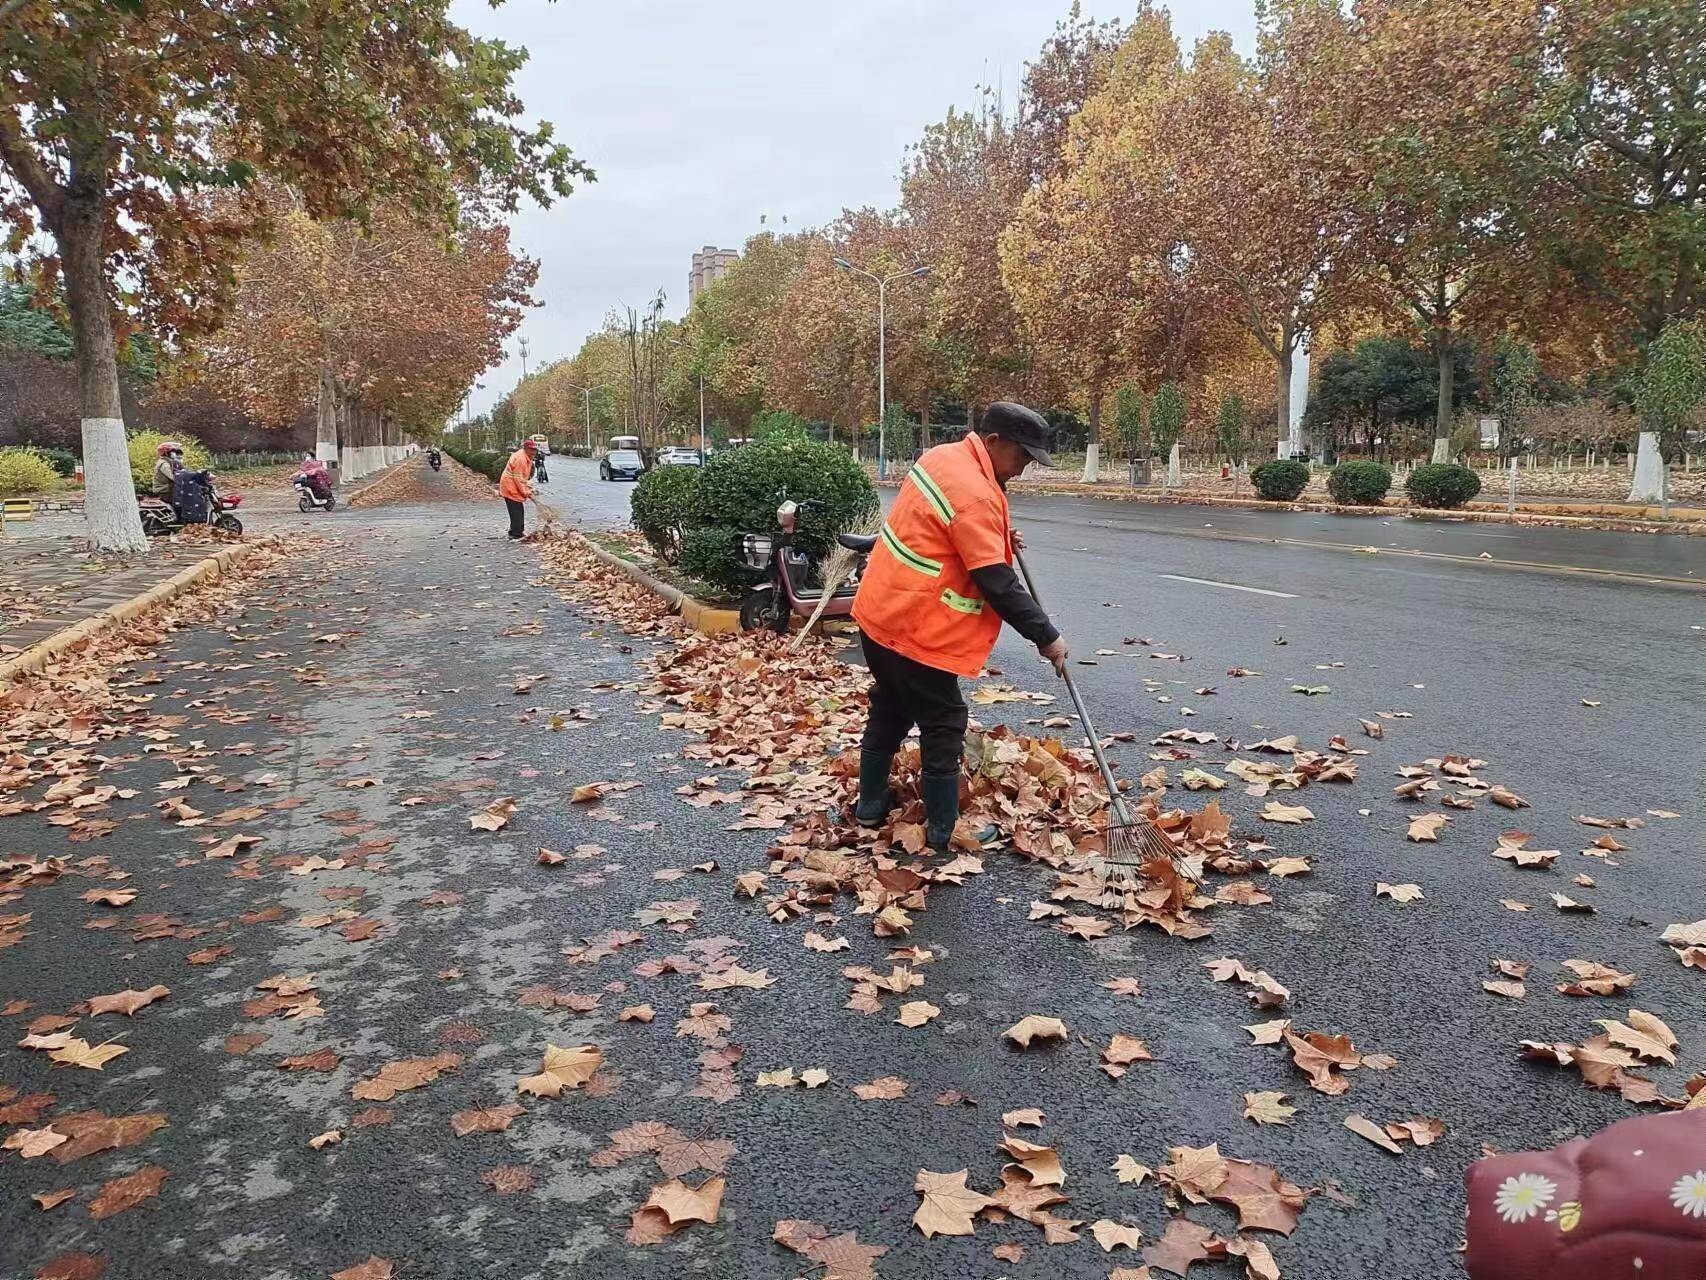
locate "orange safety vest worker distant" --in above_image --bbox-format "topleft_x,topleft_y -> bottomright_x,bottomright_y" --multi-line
500,440 -> 537,539
851,403 -> 1069,850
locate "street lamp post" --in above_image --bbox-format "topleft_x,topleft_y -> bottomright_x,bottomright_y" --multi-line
833,258 -> 930,479
667,337 -> 708,460
562,381 -> 593,454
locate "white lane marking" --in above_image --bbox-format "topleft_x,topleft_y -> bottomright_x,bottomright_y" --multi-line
1157,573 -> 1297,599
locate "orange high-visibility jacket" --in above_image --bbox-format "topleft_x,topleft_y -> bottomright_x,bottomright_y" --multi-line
499,449 -> 534,501
853,433 -> 1013,678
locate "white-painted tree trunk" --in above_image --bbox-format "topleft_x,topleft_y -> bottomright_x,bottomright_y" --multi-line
1627,432 -> 1667,502
1081,442 -> 1100,484
81,417 -> 145,552
1431,437 -> 1451,463
1166,440 -> 1182,486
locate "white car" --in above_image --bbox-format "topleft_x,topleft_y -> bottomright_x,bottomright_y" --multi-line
657,447 -> 704,467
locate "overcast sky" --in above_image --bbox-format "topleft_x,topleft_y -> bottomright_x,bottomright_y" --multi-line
454,1 -> 1258,415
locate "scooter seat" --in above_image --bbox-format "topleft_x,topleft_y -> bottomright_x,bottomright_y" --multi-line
836,532 -> 878,552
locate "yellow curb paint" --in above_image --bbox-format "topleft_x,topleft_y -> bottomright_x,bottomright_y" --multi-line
0,544 -> 255,684
567,531 -> 741,635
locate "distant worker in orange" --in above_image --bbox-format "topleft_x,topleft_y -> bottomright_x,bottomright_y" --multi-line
851,402 -> 1070,850
499,439 -> 538,539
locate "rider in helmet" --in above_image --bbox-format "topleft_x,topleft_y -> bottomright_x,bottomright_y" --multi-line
153,441 -> 184,500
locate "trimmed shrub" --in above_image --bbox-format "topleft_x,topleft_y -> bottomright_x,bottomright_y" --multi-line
630,464 -> 700,562
678,525 -> 746,593
690,436 -> 875,567
1250,458 -> 1310,502
1326,460 -> 1392,505
442,441 -> 505,481
1405,462 -> 1482,509
0,448 -> 60,498
127,429 -> 210,494
27,445 -> 78,477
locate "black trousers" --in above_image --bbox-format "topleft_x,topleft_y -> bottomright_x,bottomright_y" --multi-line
505,498 -> 525,538
860,633 -> 967,776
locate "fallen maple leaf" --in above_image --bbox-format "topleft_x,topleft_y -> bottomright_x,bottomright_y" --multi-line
1343,1113 -> 1401,1154
1598,1009 -> 1678,1064
33,1187 -> 74,1211
1091,1219 -> 1145,1252
1406,814 -> 1448,842
1112,1153 -> 1153,1184
1143,1216 -> 1220,1276
517,1044 -> 602,1097
1004,1015 -> 1068,1048
1208,1158 -> 1308,1234
1375,882 -> 1423,904
451,1103 -> 525,1136
352,1052 -> 463,1101
1490,785 -> 1529,809
331,1258 -> 395,1280
3,1126 -> 67,1157
896,1000 -> 940,1028
46,1039 -> 129,1071
308,1129 -> 342,1149
1002,1108 -> 1045,1128
852,1076 -> 908,1101
1259,801 -> 1314,824
1158,1144 -> 1229,1203
88,1164 -> 167,1219
1243,1091 -> 1296,1125
469,797 -> 517,831
1386,1117 -> 1445,1147
999,1134 -> 1065,1186
913,1168 -> 993,1238
645,1175 -> 725,1226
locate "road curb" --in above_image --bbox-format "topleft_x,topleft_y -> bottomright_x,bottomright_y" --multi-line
0,543 -> 259,684
568,532 -> 741,635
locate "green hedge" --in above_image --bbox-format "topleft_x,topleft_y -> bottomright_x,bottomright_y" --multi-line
26,445 -> 77,478
630,465 -> 699,563
1405,462 -> 1481,509
0,448 -> 60,497
442,441 -> 505,481
689,437 -> 875,564
1326,460 -> 1392,505
1250,459 -> 1310,502
679,525 -> 746,593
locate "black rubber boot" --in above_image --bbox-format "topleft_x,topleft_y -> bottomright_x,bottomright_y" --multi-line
851,750 -> 897,827
923,771 -> 961,851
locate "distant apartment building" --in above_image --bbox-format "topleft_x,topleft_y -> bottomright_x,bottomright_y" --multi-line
688,246 -> 740,305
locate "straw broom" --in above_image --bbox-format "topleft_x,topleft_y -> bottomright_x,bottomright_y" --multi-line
790,505 -> 884,649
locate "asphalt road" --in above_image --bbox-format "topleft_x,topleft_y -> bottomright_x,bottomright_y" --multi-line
2,457 -> 1701,1280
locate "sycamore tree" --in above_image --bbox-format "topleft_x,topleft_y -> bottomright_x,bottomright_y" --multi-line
679,230 -> 811,430
1313,0 -> 1538,462
1159,4 -> 1365,458
1512,0 -> 1705,497
0,0 -> 584,550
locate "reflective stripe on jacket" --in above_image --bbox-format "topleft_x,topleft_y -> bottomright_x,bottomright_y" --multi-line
852,433 -> 1011,678
499,449 -> 533,501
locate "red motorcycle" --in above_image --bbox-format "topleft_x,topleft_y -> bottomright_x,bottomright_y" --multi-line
737,498 -> 872,633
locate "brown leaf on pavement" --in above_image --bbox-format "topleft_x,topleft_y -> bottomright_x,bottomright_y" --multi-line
1557,959 -> 1636,996
88,1164 -> 168,1219
773,1220 -> 888,1280
278,1049 -> 340,1072
1092,1219 -> 1146,1251
644,1175 -> 725,1226
1158,1144 -> 1229,1204
1490,785 -> 1529,809
618,1004 -> 655,1022
1243,1091 -> 1296,1125
33,1254 -> 107,1280
1103,976 -> 1145,998
481,1163 -> 536,1194
1386,1117 -> 1446,1146
1598,1010 -> 1678,1064
3,1126 -> 67,1157
33,1187 -> 75,1211
84,985 -> 170,1017
330,1258 -> 395,1280
1406,814 -> 1448,842
1003,1015 -> 1068,1048
516,1044 -> 602,1097
1343,1113 -> 1402,1154
1143,1217 -> 1222,1276
450,1103 -> 525,1136
1112,1153 -> 1153,1184
913,1168 -> 994,1237
1376,883 -> 1423,903
1002,1108 -> 1045,1128
308,1129 -> 341,1149
852,1076 -> 908,1101
992,1242 -> 1027,1263
896,1000 -> 940,1028
352,1051 -> 463,1101
1208,1159 -> 1308,1234
999,1134 -> 1065,1186
469,796 -> 516,831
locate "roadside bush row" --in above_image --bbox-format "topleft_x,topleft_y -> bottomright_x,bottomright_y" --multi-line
631,438 -> 876,593
1250,457 -> 1481,510
441,441 -> 506,482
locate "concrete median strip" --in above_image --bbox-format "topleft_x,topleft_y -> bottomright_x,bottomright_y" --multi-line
568,531 -> 741,635
0,543 -> 259,684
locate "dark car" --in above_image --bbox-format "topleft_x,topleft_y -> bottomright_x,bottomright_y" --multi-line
600,448 -> 645,481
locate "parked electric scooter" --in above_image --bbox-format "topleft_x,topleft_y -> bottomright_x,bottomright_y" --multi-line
139,473 -> 244,537
736,498 -> 872,633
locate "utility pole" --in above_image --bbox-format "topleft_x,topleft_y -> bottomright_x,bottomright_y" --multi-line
833,259 -> 930,478
518,337 -> 530,380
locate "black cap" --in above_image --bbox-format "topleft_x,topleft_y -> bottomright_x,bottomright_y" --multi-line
981,401 -> 1053,468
